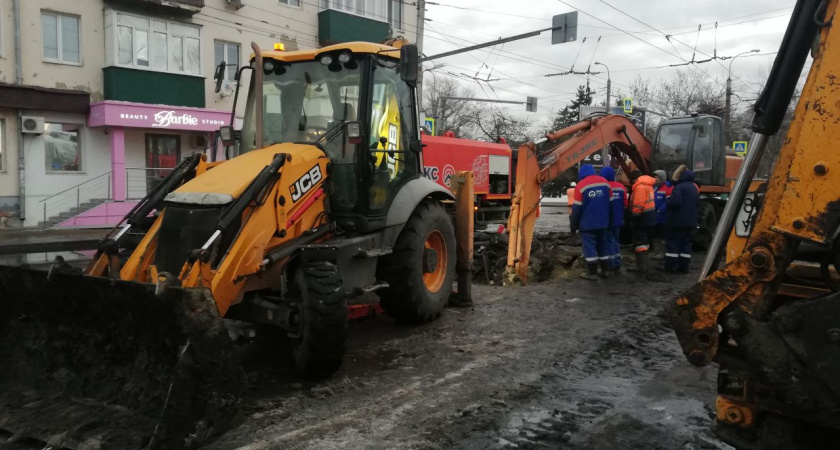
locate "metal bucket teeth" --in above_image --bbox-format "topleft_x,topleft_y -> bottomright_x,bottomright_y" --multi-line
0,266 -> 247,449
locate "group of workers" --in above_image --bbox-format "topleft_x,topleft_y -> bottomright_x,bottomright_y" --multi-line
569,163 -> 700,280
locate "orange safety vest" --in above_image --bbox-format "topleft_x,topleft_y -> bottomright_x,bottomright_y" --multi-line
631,175 -> 656,216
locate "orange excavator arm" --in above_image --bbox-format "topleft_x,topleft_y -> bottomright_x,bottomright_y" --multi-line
504,114 -> 652,284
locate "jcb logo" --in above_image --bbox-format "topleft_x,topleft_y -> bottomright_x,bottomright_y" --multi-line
290,165 -> 323,202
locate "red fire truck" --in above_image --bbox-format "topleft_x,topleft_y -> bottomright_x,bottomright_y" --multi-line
422,132 -> 513,225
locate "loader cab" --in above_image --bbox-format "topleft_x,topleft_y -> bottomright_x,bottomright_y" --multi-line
230,43 -> 422,232
650,114 -> 726,187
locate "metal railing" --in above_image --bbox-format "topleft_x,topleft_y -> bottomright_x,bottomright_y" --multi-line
39,171 -> 112,225
126,167 -> 175,200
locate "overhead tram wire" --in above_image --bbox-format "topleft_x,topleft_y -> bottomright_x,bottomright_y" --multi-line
421,28 -> 630,92
557,0 -> 723,86
193,14 -> 321,49
596,0 -> 761,87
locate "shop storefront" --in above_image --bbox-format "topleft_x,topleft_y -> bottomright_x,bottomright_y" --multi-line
59,100 -> 230,226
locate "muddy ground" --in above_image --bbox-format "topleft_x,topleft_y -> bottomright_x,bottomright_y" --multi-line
1,205 -> 733,450
205,204 -> 731,450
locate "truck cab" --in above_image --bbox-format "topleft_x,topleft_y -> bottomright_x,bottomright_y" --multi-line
650,114 -> 728,187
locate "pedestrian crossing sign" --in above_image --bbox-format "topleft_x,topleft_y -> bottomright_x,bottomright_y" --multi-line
424,118 -> 436,135
733,141 -> 748,156
623,97 -> 633,114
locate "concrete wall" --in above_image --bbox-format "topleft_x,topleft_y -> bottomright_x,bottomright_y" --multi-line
22,110 -> 111,226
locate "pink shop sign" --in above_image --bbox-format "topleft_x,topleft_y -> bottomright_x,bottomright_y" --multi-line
88,101 -> 230,131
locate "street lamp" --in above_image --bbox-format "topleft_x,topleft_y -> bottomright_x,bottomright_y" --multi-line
725,49 -> 760,144
594,62 -> 611,113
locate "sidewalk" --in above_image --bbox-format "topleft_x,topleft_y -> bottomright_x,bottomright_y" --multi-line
0,227 -> 106,255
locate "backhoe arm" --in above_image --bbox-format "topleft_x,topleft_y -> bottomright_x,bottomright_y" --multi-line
504,114 -> 652,284
669,0 -> 840,445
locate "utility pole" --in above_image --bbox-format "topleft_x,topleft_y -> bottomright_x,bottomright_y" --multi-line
594,62 -> 610,113
725,49 -> 760,144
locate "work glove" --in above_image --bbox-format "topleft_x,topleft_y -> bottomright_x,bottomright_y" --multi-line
570,227 -> 578,234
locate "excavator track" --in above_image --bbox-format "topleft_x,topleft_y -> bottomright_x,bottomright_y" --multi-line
0,266 -> 247,449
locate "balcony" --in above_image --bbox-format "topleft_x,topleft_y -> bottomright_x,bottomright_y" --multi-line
108,0 -> 203,15
103,67 -> 205,108
318,9 -> 389,47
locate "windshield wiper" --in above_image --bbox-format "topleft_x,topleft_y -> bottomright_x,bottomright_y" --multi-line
316,120 -> 346,147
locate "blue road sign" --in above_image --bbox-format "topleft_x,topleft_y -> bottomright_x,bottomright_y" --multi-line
424,118 -> 436,135
733,141 -> 748,156
623,97 -> 633,114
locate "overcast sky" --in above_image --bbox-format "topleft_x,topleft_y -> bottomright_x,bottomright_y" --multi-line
418,0 -> 796,129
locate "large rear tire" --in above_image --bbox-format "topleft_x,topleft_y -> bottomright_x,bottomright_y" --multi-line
378,200 -> 456,324
292,261 -> 347,378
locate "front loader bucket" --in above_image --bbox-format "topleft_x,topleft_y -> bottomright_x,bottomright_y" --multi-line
0,266 -> 247,449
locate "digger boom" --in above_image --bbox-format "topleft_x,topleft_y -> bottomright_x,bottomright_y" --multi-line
504,114 -> 651,284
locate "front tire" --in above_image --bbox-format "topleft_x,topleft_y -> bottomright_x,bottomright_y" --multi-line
695,201 -> 718,250
378,200 -> 456,324
292,261 -> 347,378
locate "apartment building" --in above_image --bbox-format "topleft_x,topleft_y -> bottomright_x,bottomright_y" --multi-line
0,0 -> 418,227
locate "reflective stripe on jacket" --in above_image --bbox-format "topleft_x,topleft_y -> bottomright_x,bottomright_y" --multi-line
570,175 -> 611,231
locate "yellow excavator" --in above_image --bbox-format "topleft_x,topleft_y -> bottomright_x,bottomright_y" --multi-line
0,42 -> 475,449
669,0 -> 840,448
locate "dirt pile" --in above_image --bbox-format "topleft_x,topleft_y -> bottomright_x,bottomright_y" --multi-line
473,231 -> 584,284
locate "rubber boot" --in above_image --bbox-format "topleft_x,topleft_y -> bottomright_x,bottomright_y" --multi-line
580,263 -> 599,280
627,254 -> 644,273
613,264 -> 622,275
598,261 -> 610,278
650,238 -> 666,260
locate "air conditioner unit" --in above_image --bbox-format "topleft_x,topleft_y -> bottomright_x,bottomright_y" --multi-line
193,134 -> 208,148
21,116 -> 45,134
227,0 -> 244,9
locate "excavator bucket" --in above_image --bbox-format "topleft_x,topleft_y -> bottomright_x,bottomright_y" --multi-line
0,266 -> 247,449
504,142 -> 542,285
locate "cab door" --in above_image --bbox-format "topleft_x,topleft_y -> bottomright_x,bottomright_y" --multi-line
365,57 -> 420,216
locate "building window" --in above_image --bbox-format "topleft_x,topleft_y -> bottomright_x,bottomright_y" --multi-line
112,12 -> 201,75
322,0 -> 388,22
389,0 -> 403,30
280,0 -> 301,6
45,123 -> 82,172
42,12 -> 81,64
214,41 -> 240,81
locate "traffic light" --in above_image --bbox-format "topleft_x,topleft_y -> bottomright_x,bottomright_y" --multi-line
526,96 -> 537,112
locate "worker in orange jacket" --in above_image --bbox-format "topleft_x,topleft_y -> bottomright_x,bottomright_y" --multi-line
628,170 -> 657,275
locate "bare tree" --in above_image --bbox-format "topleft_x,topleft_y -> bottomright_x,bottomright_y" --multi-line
422,73 -> 478,137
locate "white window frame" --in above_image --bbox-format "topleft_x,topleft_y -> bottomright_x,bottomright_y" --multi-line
322,0 -> 388,23
110,11 -> 202,76
388,0 -> 403,31
44,122 -> 84,174
214,40 -> 240,81
279,0 -> 301,8
41,10 -> 82,66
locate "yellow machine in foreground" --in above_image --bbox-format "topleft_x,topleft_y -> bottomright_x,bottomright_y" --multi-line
0,42 -> 474,449
670,0 -> 840,448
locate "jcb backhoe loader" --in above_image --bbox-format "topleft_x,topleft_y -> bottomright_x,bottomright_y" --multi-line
0,41 -> 473,449
504,112 -> 742,284
669,0 -> 840,448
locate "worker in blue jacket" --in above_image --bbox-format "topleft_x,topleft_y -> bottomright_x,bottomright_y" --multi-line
599,166 -> 627,274
570,164 -> 612,280
651,170 -> 672,260
665,165 -> 700,273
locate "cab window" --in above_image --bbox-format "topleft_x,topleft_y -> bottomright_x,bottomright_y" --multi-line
691,117 -> 715,172
367,57 -> 418,213
655,123 -> 692,162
